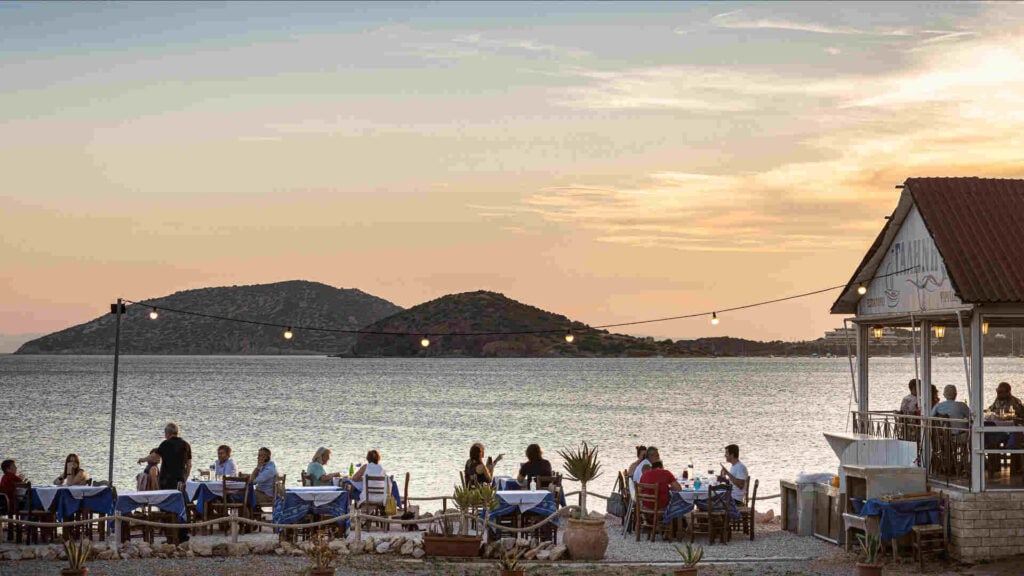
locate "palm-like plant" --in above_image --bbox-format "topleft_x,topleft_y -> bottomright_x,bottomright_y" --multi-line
497,539 -> 521,570
674,543 -> 704,567
857,533 -> 882,565
62,537 -> 92,570
301,530 -> 335,572
558,441 -> 602,518
452,484 -> 475,536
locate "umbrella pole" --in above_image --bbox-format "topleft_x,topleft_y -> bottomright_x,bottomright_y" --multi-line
108,298 -> 123,483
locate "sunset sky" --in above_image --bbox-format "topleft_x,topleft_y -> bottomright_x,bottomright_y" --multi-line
3,1 -> 1024,349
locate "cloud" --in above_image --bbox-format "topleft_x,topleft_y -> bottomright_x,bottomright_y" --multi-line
708,8 -> 972,40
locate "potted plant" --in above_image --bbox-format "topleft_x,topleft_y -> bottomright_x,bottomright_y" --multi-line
60,538 -> 92,576
856,533 -> 883,576
672,543 -> 704,576
497,539 -> 525,576
422,485 -> 483,557
558,441 -> 608,561
299,530 -> 335,576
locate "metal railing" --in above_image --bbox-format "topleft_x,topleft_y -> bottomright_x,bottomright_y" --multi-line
851,410 -> 972,489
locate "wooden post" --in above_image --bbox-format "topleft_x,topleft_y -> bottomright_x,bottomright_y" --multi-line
113,510 -> 122,547
352,505 -> 361,542
970,310 -> 985,492
856,322 -> 870,413
230,516 -> 239,543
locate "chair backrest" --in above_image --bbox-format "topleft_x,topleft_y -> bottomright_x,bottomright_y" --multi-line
403,472 -> 411,512
224,476 -> 250,506
748,479 -> 759,511
636,481 -> 661,513
14,482 -> 32,511
535,474 -> 561,491
199,469 -> 211,481
628,477 -> 638,504
708,482 -> 731,513
300,470 -> 313,486
273,475 -> 287,500
364,475 -> 388,504
459,470 -> 467,488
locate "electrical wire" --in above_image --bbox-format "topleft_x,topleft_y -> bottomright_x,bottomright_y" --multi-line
123,266 -> 917,338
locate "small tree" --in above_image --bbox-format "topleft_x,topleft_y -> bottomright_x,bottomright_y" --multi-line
558,441 -> 602,518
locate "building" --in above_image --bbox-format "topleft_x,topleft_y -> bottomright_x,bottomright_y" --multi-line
831,177 -> 1024,561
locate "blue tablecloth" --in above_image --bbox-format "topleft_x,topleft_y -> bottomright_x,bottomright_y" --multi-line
859,497 -> 940,541
273,489 -> 349,530
30,487 -> 114,521
492,479 -> 568,507
191,483 -> 257,515
486,491 -> 559,525
115,492 -> 187,524
663,492 -> 696,524
339,478 -> 402,508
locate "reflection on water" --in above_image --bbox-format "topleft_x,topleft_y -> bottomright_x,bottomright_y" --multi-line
1,355 -> 1019,511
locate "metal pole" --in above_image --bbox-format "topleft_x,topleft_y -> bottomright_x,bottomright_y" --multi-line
108,298 -> 123,483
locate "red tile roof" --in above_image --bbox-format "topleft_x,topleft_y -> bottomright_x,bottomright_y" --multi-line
833,177 -> 1024,313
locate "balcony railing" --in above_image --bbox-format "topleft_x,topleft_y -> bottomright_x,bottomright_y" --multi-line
851,410 -> 972,489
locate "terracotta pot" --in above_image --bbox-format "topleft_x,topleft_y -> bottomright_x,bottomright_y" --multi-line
60,569 -> 89,576
421,533 -> 482,557
563,518 -> 608,561
500,570 -> 526,576
308,569 -> 335,576
674,568 -> 699,576
856,563 -> 883,576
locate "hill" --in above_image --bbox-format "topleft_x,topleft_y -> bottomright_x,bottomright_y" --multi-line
15,281 -> 402,355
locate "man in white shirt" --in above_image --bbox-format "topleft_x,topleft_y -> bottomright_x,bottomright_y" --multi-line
214,445 -> 236,477
720,444 -> 748,505
899,379 -> 921,415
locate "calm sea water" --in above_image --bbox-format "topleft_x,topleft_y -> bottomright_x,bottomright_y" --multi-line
2,355 -> 1021,511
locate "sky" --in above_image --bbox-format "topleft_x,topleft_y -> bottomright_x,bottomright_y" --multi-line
3,1 -> 1024,348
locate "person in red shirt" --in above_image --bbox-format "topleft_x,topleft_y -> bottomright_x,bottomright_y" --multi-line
1,460 -> 24,513
638,448 -> 680,510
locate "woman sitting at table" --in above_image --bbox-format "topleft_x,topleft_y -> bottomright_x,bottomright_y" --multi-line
136,448 -> 160,491
307,447 -> 341,486
54,453 -> 89,486
516,444 -> 552,488
465,443 -> 503,486
350,449 -> 386,494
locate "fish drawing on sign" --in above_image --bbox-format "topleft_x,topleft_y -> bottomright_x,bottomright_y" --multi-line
885,249 -> 901,308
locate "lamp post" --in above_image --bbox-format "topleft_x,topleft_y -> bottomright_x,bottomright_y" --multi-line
108,298 -> 125,483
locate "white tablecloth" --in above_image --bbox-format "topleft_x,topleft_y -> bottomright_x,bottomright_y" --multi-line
185,480 -> 246,501
117,489 -> 180,505
34,486 -> 108,511
673,488 -> 709,503
287,487 -> 347,506
496,490 -> 549,512
494,476 -> 516,490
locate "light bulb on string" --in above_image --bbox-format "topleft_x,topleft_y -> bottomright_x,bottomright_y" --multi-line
283,327 -> 294,340
857,285 -> 868,295
711,312 -> 719,326
565,329 -> 575,344
420,336 -> 431,348
148,308 -> 159,320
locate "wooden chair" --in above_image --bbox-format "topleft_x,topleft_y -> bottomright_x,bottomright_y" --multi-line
16,482 -> 56,544
359,475 -> 389,531
209,477 -> 252,535
121,502 -> 156,545
619,472 -> 635,537
731,479 -> 759,540
300,470 -> 313,487
689,483 -> 731,545
911,493 -> 948,571
176,481 -> 206,536
521,475 -> 561,543
635,481 -> 670,542
535,473 -> 564,507
75,481 -> 115,541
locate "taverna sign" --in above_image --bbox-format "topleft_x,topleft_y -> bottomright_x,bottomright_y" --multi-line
857,205 -> 963,317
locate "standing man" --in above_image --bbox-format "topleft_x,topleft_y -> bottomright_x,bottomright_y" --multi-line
214,445 -> 236,478
720,444 -> 748,506
138,422 -> 192,542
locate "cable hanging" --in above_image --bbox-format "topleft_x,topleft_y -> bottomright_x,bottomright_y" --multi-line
124,266 -> 917,339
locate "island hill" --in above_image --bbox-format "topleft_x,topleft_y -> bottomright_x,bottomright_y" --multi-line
16,281 -> 827,357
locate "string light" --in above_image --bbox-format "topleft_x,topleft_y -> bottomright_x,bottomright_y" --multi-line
565,330 -> 575,344
122,266 -> 918,340
857,285 -> 867,295
933,325 -> 945,339
148,308 -> 159,320
873,326 -> 883,339
983,321 -> 989,336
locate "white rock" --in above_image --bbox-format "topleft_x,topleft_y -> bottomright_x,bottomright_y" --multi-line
191,541 -> 213,557
549,544 -> 567,561
537,550 -> 551,561
375,542 -> 390,554
20,548 -> 36,560
328,540 -> 348,553
400,541 -> 415,555
412,546 -> 426,558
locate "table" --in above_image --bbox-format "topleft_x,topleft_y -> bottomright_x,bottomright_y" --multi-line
662,489 -> 704,524
488,490 -> 558,524
30,486 -> 114,521
858,497 -> 940,541
184,480 -> 257,515
492,477 -> 568,506
273,487 -> 349,529
332,477 -> 402,507
115,490 -> 187,523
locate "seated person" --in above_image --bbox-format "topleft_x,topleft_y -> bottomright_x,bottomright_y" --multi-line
516,444 -> 553,488
249,447 -> 278,506
350,450 -> 387,502
638,449 -> 680,511
306,447 -> 341,486
214,445 -> 236,478
54,453 -> 89,486
987,382 -> 1024,449
0,460 -> 24,513
719,444 -> 748,506
632,445 -> 654,485
899,379 -> 921,415
627,445 -> 648,482
136,449 -> 160,491
932,385 -> 971,429
464,443 -> 503,486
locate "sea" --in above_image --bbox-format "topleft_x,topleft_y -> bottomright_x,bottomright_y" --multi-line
2,355 -> 1021,512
